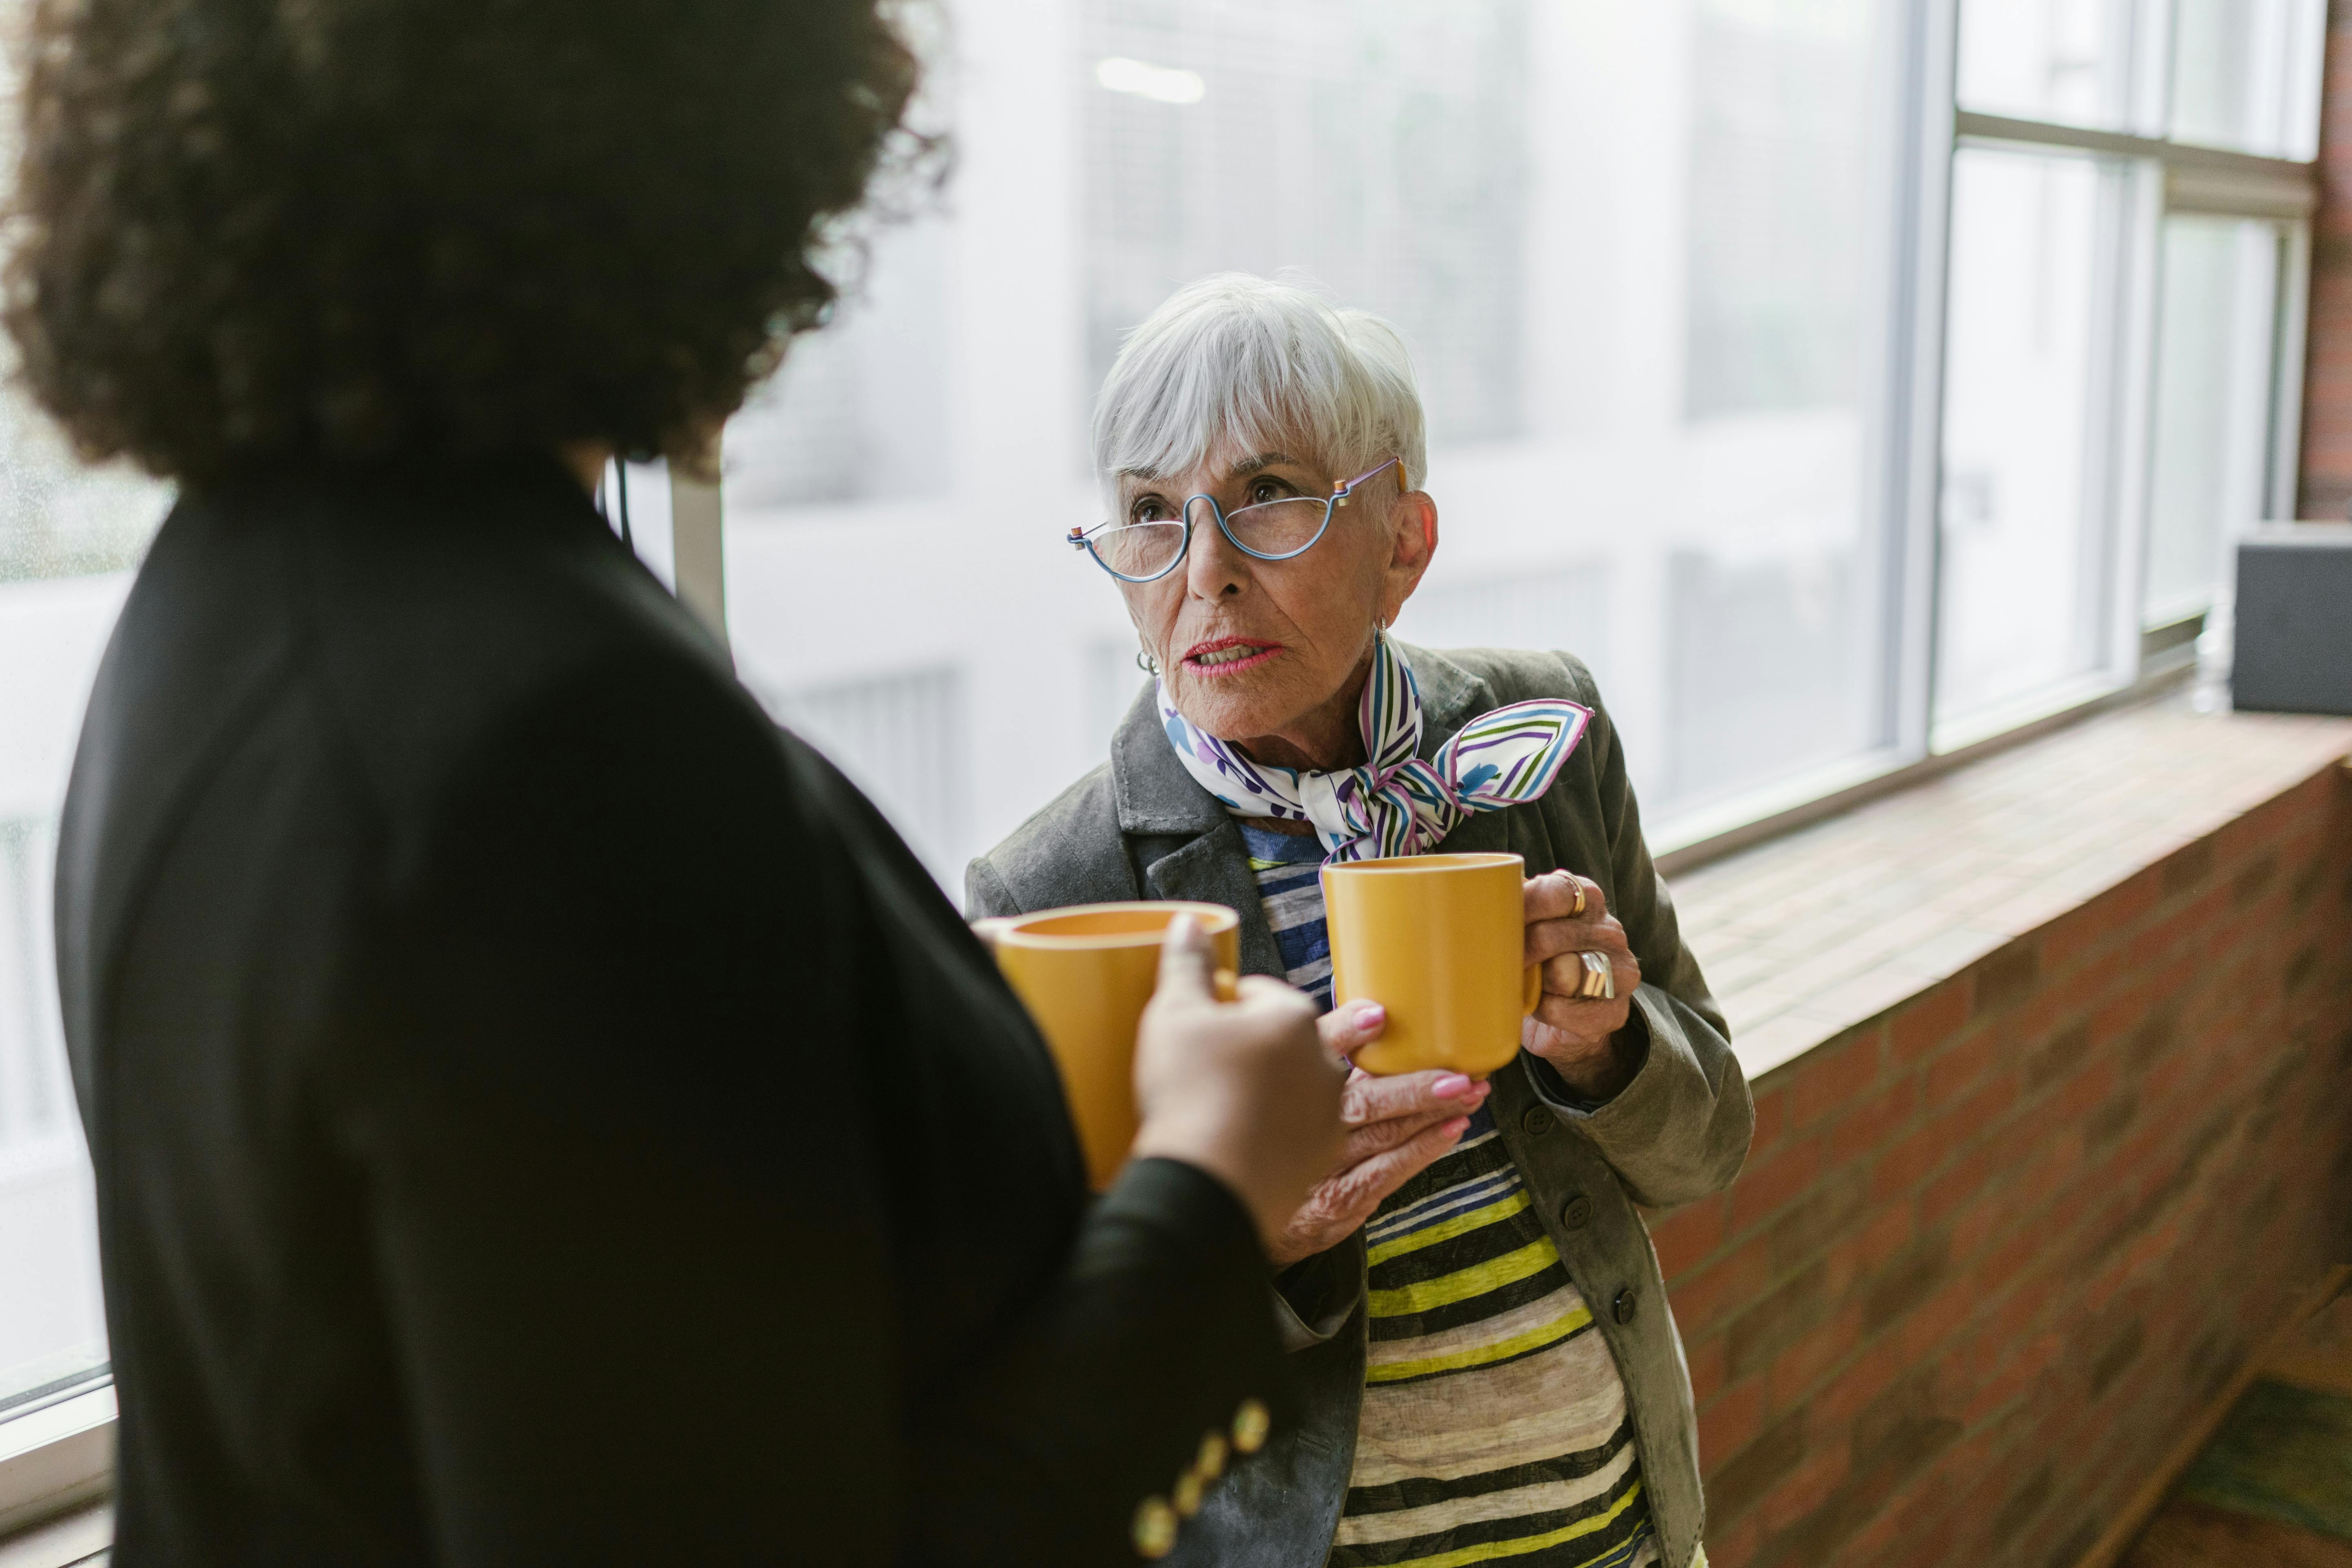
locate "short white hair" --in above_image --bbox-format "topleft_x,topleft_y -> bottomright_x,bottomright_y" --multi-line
1091,273 -> 1427,499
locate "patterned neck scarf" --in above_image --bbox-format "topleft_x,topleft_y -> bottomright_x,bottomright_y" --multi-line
1157,633 -> 1592,862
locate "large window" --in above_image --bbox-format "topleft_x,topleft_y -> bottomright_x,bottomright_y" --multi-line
724,0 -> 1922,874
1938,0 -> 2322,747
717,0 -> 2322,878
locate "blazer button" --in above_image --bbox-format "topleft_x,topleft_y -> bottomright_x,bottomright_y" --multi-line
1614,1287 -> 1638,1325
1132,1496 -> 1177,1558
1558,1194 -> 1594,1231
1232,1397 -> 1271,1454
1520,1105 -> 1554,1137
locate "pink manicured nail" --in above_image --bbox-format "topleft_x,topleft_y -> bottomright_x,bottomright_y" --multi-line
1352,1001 -> 1387,1028
1441,1117 -> 1472,1138
1433,1073 -> 1474,1099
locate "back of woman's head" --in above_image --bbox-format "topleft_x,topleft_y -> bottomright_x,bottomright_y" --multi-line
5,0 -> 924,483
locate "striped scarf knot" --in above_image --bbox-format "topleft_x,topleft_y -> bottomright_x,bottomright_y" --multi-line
1158,635 -> 1591,862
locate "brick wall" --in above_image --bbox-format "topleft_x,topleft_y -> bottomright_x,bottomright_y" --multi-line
2301,2 -> 2352,517
1651,765 -> 2352,1567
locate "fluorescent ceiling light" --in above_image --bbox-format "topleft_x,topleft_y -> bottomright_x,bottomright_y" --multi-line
1096,56 -> 1206,105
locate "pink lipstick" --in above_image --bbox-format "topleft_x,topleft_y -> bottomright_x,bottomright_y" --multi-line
1182,637 -> 1283,677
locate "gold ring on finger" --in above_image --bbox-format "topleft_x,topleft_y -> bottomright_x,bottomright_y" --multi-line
1578,950 -> 1614,1001
1569,879 -> 1587,918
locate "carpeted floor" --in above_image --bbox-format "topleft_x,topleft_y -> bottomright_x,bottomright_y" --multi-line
2121,1291 -> 2352,1568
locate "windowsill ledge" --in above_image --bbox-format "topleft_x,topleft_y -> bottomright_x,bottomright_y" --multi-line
0,1501 -> 108,1568
0,1385 -> 113,1550
1665,691 -> 2352,1083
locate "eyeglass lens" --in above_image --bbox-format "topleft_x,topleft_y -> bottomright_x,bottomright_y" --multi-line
1091,520 -> 1189,579
1203,496 -> 1329,557
1090,495 -> 1332,580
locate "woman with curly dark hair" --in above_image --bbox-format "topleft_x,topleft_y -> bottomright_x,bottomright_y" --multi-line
21,1 -> 1349,1562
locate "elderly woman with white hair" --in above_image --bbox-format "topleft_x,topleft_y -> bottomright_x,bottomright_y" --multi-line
969,274 -> 1751,1568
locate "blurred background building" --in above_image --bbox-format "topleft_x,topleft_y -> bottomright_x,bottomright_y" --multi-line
0,0 -> 2333,1482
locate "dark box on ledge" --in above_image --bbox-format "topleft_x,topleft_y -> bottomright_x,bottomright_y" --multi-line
2233,524 -> 2352,715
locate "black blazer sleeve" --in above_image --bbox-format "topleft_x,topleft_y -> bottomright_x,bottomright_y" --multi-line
342,650 -> 1283,1564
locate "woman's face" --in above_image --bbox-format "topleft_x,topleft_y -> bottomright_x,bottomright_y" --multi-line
1115,441 -> 1437,752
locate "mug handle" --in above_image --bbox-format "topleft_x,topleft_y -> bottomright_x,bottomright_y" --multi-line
1521,962 -> 1543,1017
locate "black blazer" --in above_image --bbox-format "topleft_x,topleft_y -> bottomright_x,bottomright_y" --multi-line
54,457 -> 1283,1565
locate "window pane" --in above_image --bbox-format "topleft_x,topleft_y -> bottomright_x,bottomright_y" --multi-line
723,222 -> 954,511
2144,216 -> 2280,626
1957,0 -> 2138,131
1935,148 -> 2115,725
1,774 -> 106,1410
721,0 -> 1905,880
1685,0 -> 1870,418
2167,0 -> 2326,158
1080,3 -> 1530,448
0,39 -> 170,1416
0,437 -> 165,1406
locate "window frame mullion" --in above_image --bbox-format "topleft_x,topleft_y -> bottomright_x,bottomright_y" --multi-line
1884,0 -> 1964,765
2267,216 -> 2315,522
2102,154 -> 2171,686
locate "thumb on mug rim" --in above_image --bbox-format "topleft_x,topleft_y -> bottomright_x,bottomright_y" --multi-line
1155,911 -> 1216,1001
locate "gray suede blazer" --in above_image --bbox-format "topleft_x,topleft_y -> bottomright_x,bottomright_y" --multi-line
966,644 -> 1752,1568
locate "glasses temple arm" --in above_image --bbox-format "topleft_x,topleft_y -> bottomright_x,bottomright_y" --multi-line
1333,455 -> 1406,502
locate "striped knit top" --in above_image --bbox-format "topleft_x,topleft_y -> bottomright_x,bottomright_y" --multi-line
1239,823 -> 1659,1568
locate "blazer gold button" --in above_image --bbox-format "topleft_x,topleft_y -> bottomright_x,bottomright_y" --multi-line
1232,1397 -> 1271,1454
1197,1430 -> 1229,1480
1614,1287 -> 1637,1325
1559,1194 -> 1594,1231
1133,1496 -> 1177,1558
1520,1105 -> 1553,1136
1173,1469 -> 1204,1517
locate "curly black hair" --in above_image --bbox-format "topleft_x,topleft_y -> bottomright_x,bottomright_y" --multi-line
4,0 -> 926,481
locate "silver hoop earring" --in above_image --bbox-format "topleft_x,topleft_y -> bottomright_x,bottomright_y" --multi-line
1135,647 -> 1160,676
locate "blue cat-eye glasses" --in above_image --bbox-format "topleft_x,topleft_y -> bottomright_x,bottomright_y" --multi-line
1069,457 -> 1404,584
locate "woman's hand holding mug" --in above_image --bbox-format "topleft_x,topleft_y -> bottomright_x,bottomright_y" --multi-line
1131,915 -> 1349,1248
1261,1000 -> 1484,1267
1521,870 -> 1641,1100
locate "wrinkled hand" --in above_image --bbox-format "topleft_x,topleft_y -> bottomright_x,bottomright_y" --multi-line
1522,870 -> 1640,1101
1131,915 -> 1349,1247
1261,1001 -> 1487,1268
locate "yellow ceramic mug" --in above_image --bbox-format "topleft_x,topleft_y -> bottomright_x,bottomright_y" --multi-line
986,901 -> 1241,1189
1323,852 -> 1541,1078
